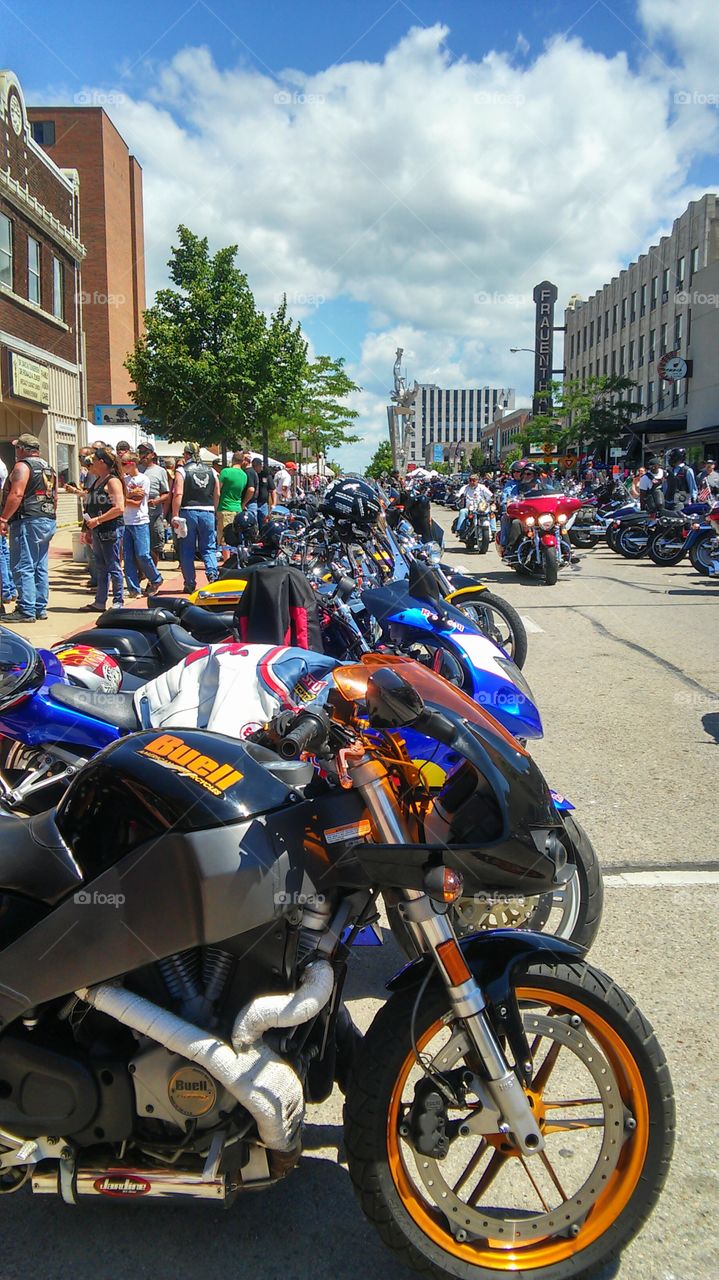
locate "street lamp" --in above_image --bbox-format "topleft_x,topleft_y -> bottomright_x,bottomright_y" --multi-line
487,438 -> 494,467
509,347 -> 537,354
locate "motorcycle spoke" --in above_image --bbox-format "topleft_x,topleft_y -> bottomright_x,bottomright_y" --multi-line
466,1149 -> 508,1205
538,1150 -> 569,1202
531,1038 -> 563,1094
518,1153 -> 552,1212
543,1117 -> 605,1133
451,1138 -> 488,1194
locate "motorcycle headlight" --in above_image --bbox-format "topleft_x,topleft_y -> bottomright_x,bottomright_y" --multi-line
557,512 -> 568,524
525,515 -> 536,527
422,541 -> 442,564
538,513 -> 554,528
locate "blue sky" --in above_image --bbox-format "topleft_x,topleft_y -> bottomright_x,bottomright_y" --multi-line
5,0 -> 718,466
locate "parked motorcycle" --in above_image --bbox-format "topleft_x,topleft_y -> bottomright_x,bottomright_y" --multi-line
0,630 -> 603,950
502,495 -> 581,585
0,659 -> 673,1280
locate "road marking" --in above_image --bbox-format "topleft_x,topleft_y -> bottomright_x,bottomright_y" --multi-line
603,870 -> 719,889
520,616 -> 544,633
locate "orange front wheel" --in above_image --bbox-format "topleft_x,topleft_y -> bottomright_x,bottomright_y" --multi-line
344,961 -> 674,1280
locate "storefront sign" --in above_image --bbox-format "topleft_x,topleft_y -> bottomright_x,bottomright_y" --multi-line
94,404 -> 144,426
532,281 -> 558,416
9,351 -> 50,405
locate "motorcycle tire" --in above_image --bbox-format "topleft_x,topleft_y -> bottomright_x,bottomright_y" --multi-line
541,544 -> 558,585
646,530 -> 687,566
478,527 -> 489,555
605,526 -> 621,552
345,962 -> 674,1280
570,528 -> 600,549
689,531 -> 716,576
446,588 -> 528,669
616,527 -> 648,559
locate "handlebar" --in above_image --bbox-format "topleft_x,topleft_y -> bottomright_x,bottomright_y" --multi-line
278,708 -> 331,759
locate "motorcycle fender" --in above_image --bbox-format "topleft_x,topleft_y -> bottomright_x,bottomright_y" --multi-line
540,534 -> 557,547
386,931 -> 582,1081
442,579 -> 488,600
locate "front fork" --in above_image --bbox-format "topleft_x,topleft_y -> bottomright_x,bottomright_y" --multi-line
349,754 -> 544,1156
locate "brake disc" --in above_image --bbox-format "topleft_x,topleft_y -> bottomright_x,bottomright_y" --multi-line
453,893 -> 551,934
409,1013 -> 628,1245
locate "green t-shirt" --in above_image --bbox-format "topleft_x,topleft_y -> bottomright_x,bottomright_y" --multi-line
218,466 -> 248,513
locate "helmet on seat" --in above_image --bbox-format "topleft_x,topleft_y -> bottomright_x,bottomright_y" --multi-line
321,477 -> 381,528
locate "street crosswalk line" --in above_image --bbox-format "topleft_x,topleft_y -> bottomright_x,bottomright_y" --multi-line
603,870 -> 719,888
520,616 -> 544,633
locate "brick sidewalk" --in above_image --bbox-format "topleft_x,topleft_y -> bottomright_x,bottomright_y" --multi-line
0,526 -> 200,648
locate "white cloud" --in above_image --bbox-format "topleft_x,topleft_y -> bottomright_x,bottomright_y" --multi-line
36,13 -> 719,470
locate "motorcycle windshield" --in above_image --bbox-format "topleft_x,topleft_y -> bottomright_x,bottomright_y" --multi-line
332,653 -> 528,756
0,624 -> 45,712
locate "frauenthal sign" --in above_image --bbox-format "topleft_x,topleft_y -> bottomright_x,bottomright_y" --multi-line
533,281 -> 558,416
9,352 -> 50,405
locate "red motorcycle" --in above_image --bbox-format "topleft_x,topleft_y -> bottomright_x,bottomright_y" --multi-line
503,494 -> 581,584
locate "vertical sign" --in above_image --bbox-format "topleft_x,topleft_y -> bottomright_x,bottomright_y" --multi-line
533,281 -> 558,416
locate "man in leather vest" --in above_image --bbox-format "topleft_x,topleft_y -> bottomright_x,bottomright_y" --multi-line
0,433 -> 57,623
171,443 -> 220,593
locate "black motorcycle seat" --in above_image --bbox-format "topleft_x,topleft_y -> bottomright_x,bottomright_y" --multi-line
180,606 -> 235,642
97,607 -> 179,631
0,809 -> 82,905
49,684 -> 139,731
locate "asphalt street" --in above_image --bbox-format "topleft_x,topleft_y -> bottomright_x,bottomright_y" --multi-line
4,513 -> 717,1279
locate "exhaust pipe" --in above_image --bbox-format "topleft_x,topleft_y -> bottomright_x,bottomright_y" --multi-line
76,961 -> 334,1153
33,1164 -> 227,1200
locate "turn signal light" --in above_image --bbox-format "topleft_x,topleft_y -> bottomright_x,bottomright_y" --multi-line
424,866 -> 464,904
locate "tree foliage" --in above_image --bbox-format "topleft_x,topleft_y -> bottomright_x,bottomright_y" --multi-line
365,440 -> 393,479
126,226 -> 306,450
518,375 -> 642,455
270,355 -> 361,461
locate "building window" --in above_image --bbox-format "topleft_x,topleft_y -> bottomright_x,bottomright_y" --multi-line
611,351 -> 616,375
628,339 -> 635,369
582,326 -> 587,351
52,256 -> 64,319
0,213 -> 12,288
27,235 -> 41,305
570,333 -> 575,360
604,309 -> 609,335
637,384 -> 644,407
589,319 -> 594,346
619,345 -> 625,373
630,290 -> 636,321
690,246 -> 699,279
648,329 -> 655,360
687,308 -> 692,346
661,267 -> 669,299
676,256 -> 685,290
650,276 -> 657,308
638,334 -> 645,365
660,322 -> 667,354
620,298 -> 627,327
30,119 -> 56,146
612,303 -> 618,331
640,282 -> 647,314
603,354 -> 608,375
597,313 -> 601,340
674,313 -> 683,347
647,380 -> 654,409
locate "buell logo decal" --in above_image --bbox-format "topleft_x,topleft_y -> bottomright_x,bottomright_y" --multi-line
139,734 -> 243,795
94,1173 -> 151,1197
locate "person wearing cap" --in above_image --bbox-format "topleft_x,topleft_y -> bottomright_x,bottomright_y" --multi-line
0,434 -> 57,623
138,443 -> 170,567
496,461 -> 524,551
171,444 -> 219,593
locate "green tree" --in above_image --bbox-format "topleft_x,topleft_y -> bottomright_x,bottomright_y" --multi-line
469,446 -> 486,472
126,227 -> 306,458
271,354 -> 360,464
518,375 -> 642,457
365,439 -> 393,478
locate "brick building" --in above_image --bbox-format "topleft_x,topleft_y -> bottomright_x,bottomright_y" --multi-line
0,71 -> 86,521
27,101 -> 146,420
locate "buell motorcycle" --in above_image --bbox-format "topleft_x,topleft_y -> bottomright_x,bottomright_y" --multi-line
0,631 -> 603,949
0,660 -> 673,1280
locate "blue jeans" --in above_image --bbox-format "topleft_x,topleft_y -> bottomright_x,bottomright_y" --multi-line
9,517 -> 55,616
124,523 -> 161,593
456,509 -> 468,534
0,534 -> 16,602
178,508 -> 218,590
92,528 -> 124,608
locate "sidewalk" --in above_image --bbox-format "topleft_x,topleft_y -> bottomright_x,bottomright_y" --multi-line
0,526 -> 193,649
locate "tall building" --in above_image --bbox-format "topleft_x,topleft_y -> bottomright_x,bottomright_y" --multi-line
27,102 -> 146,421
409,384 -> 515,465
563,193 -> 719,459
0,70 -> 85,515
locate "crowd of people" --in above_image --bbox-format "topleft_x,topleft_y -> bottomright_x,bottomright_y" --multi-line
0,436 -> 323,620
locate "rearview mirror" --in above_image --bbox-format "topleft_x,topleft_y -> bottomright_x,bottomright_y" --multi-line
365,667 -> 425,729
